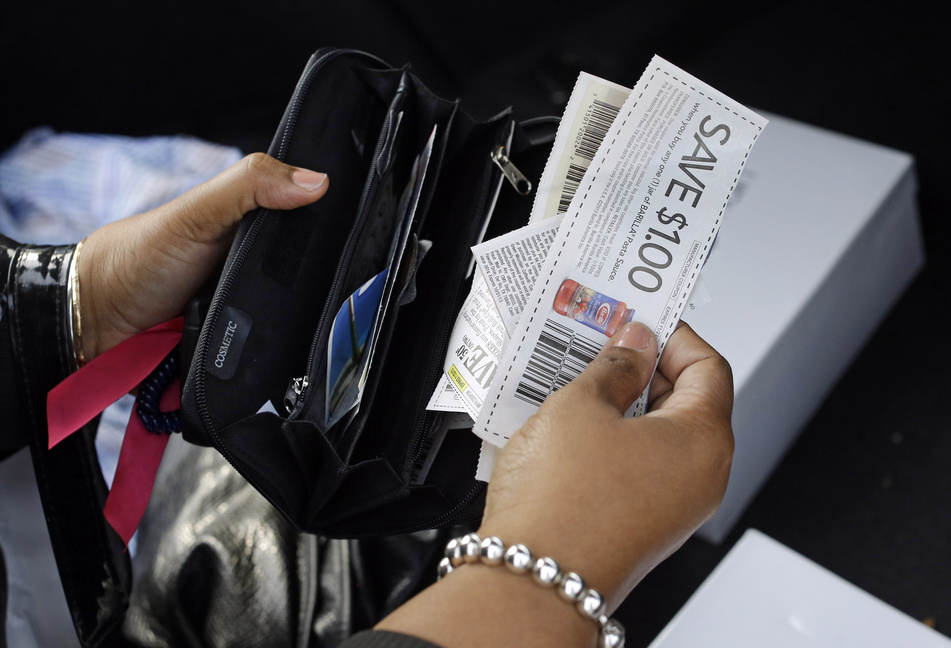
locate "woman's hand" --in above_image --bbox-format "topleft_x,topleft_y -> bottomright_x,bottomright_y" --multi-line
78,153 -> 328,361
480,320 -> 734,608
377,321 -> 733,648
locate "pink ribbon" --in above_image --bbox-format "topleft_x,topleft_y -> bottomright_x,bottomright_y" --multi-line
47,316 -> 185,547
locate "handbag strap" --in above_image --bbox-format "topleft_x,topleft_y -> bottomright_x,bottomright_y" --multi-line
9,242 -> 131,647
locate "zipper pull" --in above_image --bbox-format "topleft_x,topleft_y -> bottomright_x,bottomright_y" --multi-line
491,146 -> 532,195
284,376 -> 309,414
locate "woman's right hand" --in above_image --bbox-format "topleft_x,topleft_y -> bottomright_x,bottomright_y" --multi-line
480,320 -> 735,609
376,321 -> 734,648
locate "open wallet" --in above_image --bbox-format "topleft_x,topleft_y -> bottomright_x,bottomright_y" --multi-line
181,48 -> 557,537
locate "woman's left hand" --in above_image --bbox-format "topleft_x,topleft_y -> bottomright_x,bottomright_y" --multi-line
78,153 -> 328,361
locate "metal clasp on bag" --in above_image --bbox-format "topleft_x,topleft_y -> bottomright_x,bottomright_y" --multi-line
284,376 -> 308,414
491,146 -> 532,195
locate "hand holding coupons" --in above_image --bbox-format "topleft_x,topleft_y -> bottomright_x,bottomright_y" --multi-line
427,56 -> 766,478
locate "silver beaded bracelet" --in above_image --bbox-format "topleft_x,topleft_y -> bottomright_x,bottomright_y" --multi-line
437,534 -> 625,648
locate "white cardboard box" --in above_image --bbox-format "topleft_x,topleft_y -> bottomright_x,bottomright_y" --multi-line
649,529 -> 950,647
689,113 -> 923,542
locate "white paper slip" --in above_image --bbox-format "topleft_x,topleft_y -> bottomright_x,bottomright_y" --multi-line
475,55 -> 767,447
475,440 -> 498,483
426,374 -> 471,413
436,273 -> 509,420
472,216 -> 562,337
686,272 -> 712,311
532,72 -> 632,223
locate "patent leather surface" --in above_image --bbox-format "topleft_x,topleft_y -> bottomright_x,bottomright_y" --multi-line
123,437 -> 452,648
1,234 -> 132,647
1,235 -> 26,458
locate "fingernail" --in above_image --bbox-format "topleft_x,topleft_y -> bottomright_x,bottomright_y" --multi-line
292,169 -> 328,192
611,322 -> 654,351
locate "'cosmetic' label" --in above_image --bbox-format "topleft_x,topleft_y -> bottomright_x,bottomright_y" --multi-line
205,306 -> 252,380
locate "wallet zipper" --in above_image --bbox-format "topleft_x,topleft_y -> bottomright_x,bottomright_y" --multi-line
285,96 -> 402,420
193,48 -> 389,488
396,125 -> 516,529
402,479 -> 486,534
491,145 -> 532,195
278,49 -> 389,164
399,120 -> 538,532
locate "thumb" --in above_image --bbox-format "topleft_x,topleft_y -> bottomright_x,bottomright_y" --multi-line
162,152 -> 329,244
547,321 -> 659,416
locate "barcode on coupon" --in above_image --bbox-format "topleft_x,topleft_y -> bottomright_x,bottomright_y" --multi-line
514,318 -> 601,407
558,99 -> 622,215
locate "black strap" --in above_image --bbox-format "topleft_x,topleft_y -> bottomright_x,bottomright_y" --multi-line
0,313 -> 28,460
1,236 -> 28,460
9,241 -> 131,647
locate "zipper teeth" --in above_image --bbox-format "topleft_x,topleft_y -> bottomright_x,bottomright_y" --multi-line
195,48 -> 388,472
396,125 -> 518,534
291,105 -> 397,421
405,138 -> 505,490
396,481 -> 486,535
194,212 -> 267,470
279,48 -> 389,161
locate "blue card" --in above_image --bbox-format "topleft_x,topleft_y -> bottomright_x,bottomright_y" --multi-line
325,269 -> 388,425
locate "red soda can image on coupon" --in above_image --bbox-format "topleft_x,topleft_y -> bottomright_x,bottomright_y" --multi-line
553,279 -> 635,338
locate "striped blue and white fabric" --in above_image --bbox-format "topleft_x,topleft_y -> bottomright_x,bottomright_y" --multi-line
0,126 -> 242,244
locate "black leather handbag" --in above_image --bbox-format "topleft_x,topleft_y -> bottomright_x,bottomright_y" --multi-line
181,47 -> 555,537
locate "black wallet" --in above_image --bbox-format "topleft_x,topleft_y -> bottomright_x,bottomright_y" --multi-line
181,48 -> 556,537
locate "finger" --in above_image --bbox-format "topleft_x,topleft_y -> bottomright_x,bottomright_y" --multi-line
652,322 -> 733,419
162,152 -> 329,243
645,321 -> 689,408
547,321 -> 659,416
646,369 -> 674,409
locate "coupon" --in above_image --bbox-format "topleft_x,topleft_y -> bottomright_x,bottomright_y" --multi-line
531,72 -> 631,223
426,374 -> 471,413
430,72 -> 628,418
471,216 -> 562,337
475,55 -> 767,447
437,273 -> 508,420
473,221 -> 716,363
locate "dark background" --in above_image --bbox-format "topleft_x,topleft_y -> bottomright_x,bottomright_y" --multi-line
3,1 -> 949,644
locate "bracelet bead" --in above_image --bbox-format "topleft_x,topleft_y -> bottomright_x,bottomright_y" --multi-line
578,589 -> 607,620
460,533 -> 482,563
558,572 -> 587,603
503,543 -> 533,574
532,556 -> 562,587
599,617 -> 626,648
437,557 -> 453,580
480,536 -> 505,565
445,537 -> 465,567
